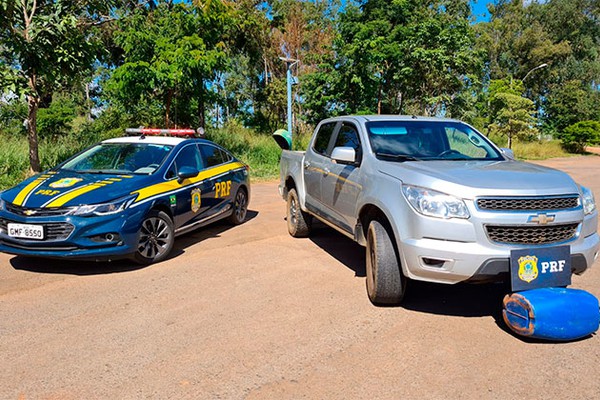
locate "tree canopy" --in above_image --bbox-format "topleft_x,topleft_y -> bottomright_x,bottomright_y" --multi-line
1,0 -> 600,172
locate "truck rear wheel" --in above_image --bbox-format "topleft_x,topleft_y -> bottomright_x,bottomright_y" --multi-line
287,188 -> 311,237
366,220 -> 406,305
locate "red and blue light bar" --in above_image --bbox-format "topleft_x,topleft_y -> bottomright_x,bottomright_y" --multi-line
125,128 -> 201,137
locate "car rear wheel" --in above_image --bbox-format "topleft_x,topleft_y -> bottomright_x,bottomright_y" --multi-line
134,210 -> 174,264
366,219 -> 406,305
228,187 -> 248,225
287,188 -> 311,237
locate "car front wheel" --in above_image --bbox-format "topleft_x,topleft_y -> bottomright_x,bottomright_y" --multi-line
134,210 -> 174,264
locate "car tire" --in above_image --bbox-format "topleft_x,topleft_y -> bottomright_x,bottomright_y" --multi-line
287,188 -> 311,237
134,210 -> 175,264
228,187 -> 249,225
366,219 -> 407,305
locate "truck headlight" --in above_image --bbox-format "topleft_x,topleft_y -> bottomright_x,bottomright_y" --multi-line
68,195 -> 136,217
402,185 -> 470,219
581,186 -> 596,215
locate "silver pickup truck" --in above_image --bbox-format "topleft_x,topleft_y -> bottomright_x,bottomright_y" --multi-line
278,115 -> 599,305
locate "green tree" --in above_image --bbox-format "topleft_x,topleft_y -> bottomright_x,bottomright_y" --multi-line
560,120 -> 600,153
488,79 -> 537,149
105,2 -> 231,128
0,0 -> 117,173
304,0 -> 480,118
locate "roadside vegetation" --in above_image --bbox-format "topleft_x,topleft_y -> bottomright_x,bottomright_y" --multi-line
1,0 -> 599,189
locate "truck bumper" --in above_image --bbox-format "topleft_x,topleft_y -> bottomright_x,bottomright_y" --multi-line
399,232 -> 600,284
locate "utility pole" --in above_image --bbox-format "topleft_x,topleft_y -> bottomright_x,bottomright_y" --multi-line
280,57 -> 299,139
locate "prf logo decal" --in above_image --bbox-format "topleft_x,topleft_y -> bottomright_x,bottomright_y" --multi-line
215,181 -> 231,198
35,189 -> 60,197
49,177 -> 82,188
191,188 -> 201,213
517,255 -> 539,283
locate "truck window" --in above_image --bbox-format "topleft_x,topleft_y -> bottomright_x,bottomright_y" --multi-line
334,124 -> 360,151
313,122 -> 337,156
334,123 -> 362,162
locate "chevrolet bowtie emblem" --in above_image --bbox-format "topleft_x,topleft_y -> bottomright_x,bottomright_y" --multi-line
23,209 -> 37,216
527,213 -> 555,225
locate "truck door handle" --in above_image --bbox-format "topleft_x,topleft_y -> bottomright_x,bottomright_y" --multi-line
303,161 -> 311,169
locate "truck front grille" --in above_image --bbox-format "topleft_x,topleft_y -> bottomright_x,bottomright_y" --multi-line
477,196 -> 579,211
0,219 -> 74,241
485,223 -> 578,245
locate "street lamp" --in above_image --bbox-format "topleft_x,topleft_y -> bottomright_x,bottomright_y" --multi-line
522,63 -> 548,81
279,57 -> 299,139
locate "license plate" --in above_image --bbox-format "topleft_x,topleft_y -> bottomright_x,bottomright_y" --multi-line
510,245 -> 571,291
7,223 -> 44,240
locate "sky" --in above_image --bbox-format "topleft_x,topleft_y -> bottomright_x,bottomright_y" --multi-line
471,0 -> 492,22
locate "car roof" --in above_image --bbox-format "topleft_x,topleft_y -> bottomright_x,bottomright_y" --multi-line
102,136 -> 189,146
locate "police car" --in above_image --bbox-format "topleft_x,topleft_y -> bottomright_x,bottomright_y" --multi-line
0,128 -> 250,264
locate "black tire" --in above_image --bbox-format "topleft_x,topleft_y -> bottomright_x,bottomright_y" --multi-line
286,188 -> 312,237
228,187 -> 248,225
365,220 -> 407,305
134,210 -> 175,264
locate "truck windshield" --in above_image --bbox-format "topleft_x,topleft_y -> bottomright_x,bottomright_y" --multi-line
366,121 -> 503,161
60,143 -> 173,174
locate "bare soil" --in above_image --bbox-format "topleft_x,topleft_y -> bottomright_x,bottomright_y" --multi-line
1,155 -> 599,399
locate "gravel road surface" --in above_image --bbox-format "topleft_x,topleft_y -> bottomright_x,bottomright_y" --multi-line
1,155 -> 599,399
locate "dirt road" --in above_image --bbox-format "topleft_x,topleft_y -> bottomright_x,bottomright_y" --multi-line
1,155 -> 599,400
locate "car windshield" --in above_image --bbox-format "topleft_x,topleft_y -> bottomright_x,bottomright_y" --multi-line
60,143 -> 174,174
366,120 -> 503,161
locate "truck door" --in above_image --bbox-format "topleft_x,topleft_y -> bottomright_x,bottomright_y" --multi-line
320,122 -> 363,233
303,121 -> 338,211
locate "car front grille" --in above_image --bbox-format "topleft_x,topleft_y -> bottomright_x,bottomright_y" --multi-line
5,202 -> 75,217
0,219 -> 75,241
476,196 -> 579,211
485,223 -> 579,245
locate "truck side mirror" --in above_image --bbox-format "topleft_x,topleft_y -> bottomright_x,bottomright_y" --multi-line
331,146 -> 356,164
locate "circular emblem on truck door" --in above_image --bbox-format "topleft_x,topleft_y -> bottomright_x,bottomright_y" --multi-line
191,188 -> 201,213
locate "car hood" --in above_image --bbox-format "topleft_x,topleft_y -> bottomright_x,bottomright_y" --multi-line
378,159 -> 580,199
1,169 -> 153,208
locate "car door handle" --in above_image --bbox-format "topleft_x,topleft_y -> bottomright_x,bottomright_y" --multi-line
303,161 -> 311,169
323,168 -> 330,176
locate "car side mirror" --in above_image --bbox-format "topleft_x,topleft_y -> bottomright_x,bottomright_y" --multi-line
500,148 -> 515,160
177,166 -> 199,183
331,146 -> 357,164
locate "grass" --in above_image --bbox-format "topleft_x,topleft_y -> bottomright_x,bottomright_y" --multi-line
0,126 -> 581,191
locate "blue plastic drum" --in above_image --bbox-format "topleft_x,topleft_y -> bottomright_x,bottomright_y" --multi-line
502,287 -> 600,341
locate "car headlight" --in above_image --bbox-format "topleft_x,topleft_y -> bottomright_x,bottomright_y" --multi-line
0,195 -> 5,211
581,186 -> 596,215
68,195 -> 136,217
402,185 -> 470,219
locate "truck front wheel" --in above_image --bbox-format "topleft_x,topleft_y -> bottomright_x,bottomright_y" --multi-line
287,188 -> 312,237
366,220 -> 406,305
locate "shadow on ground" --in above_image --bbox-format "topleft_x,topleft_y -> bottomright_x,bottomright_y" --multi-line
10,210 -> 259,276
309,222 -> 511,319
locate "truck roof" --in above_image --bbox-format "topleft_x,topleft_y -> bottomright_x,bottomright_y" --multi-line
324,115 -> 462,123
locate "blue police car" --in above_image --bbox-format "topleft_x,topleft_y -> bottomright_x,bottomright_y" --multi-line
0,128 -> 250,264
